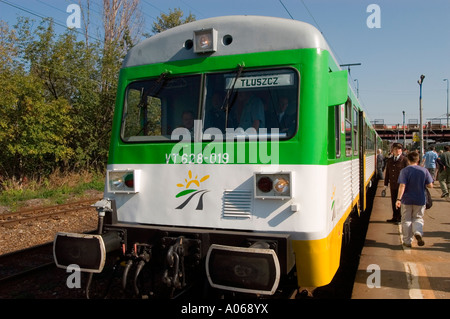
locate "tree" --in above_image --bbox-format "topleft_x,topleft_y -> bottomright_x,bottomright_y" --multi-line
0,19 -> 72,179
97,0 -> 144,167
151,8 -> 196,34
103,0 -> 143,53
0,63 -> 73,179
0,21 -> 18,70
0,4 -> 198,185
11,18 -> 101,170
9,3 -> 142,171
20,18 -> 79,101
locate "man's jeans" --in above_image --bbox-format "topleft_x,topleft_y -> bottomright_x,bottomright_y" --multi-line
401,204 -> 425,245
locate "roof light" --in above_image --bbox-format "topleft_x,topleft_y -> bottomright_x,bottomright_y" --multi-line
193,28 -> 218,53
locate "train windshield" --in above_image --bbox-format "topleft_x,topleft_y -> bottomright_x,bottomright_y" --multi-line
203,68 -> 298,139
122,74 -> 202,142
121,68 -> 298,142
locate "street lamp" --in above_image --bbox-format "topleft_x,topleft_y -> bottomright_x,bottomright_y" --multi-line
444,79 -> 449,127
402,110 -> 406,149
418,75 -> 425,160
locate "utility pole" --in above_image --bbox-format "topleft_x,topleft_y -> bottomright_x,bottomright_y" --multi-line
340,63 -> 361,100
418,75 -> 425,161
402,110 -> 406,149
340,63 -> 361,78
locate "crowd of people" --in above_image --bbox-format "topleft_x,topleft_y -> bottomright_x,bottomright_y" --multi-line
377,143 -> 450,247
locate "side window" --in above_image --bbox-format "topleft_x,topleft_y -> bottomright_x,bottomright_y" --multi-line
366,126 -> 374,153
345,98 -> 352,157
353,106 -> 359,156
334,105 -> 342,158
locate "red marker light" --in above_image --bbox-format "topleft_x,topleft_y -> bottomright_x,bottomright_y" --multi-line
124,174 -> 134,188
257,177 -> 273,193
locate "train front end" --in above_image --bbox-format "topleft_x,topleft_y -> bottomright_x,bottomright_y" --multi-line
53,16 -> 350,298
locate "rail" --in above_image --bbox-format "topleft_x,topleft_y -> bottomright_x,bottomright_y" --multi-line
0,197 -> 101,227
0,243 -> 54,283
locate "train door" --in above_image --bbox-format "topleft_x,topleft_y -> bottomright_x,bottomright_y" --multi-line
344,99 -> 355,211
352,106 -> 360,214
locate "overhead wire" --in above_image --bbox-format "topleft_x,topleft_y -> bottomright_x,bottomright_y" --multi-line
279,0 -> 294,19
141,0 -> 166,15
0,0 -> 102,42
0,0 -> 185,85
73,0 -> 156,38
2,0 -> 157,43
0,0 -> 112,87
300,0 -> 323,34
294,0 -> 373,118
178,0 -> 205,18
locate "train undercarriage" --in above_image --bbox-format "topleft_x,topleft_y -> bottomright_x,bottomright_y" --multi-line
54,198 -> 298,299
54,183 -> 373,300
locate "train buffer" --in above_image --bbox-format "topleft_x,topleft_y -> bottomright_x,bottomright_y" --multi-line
352,180 -> 450,299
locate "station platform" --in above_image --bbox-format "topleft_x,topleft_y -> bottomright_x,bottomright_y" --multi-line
352,180 -> 450,299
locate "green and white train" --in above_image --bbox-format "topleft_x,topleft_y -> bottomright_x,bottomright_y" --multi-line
54,15 -> 381,298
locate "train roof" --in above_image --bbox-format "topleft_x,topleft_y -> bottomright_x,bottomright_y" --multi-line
122,15 -> 335,68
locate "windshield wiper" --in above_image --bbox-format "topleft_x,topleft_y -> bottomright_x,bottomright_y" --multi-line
135,72 -> 169,136
221,64 -> 244,128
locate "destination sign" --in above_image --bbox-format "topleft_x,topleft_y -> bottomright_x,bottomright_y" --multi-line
226,74 -> 294,90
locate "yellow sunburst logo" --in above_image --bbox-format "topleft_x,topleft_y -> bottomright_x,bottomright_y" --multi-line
177,170 -> 209,189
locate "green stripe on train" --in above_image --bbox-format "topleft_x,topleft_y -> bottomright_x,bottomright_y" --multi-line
108,48 -> 353,165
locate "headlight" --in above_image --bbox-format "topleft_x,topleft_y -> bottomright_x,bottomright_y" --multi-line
107,169 -> 140,193
273,177 -> 289,194
54,231 -> 122,273
206,244 -> 280,295
193,28 -> 218,53
254,172 -> 292,199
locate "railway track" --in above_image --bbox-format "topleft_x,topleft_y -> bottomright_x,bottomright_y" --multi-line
0,197 -> 101,227
0,243 -> 55,283
0,198 -> 101,281
0,198 -> 101,298
0,241 -> 89,299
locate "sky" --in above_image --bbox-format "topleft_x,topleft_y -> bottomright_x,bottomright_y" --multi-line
1,0 -> 450,126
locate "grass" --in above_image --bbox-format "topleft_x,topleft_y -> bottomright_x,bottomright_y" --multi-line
0,170 -> 105,211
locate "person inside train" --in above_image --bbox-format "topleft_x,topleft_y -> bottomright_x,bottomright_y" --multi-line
231,90 -> 265,131
265,96 -> 296,136
180,110 -> 195,134
204,92 -> 226,131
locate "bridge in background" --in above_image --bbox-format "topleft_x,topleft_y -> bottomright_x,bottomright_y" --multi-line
372,118 -> 450,142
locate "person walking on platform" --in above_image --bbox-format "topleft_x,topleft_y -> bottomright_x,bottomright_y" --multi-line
438,145 -> 450,198
422,146 -> 438,181
383,143 -> 408,224
376,149 -> 385,180
396,151 -> 434,247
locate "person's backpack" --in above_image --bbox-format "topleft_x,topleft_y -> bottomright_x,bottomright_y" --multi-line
425,188 -> 433,210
